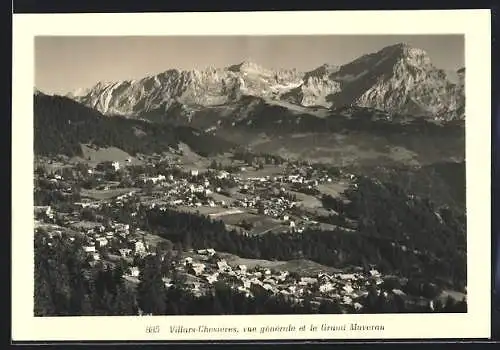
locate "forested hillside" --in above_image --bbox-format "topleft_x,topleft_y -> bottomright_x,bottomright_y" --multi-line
34,94 -> 235,157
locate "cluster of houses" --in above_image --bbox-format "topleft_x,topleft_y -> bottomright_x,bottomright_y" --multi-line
148,248 -> 394,312
36,153 -> 357,245
70,220 -> 151,263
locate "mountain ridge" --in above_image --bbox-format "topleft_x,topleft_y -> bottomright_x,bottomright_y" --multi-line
62,42 -> 465,122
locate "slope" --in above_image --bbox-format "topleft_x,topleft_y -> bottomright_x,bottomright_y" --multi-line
34,93 -> 235,158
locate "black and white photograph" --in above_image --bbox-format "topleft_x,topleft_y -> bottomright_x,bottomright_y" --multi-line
32,34 -> 468,316
12,10 -> 491,341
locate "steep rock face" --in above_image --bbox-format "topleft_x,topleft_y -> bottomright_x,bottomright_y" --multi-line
282,64 -> 342,107
343,44 -> 463,119
70,62 -> 303,117
67,43 -> 465,121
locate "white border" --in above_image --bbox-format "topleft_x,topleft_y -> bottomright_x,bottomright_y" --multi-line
12,10 -> 491,341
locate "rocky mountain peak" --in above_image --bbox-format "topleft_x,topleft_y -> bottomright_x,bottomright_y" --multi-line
66,42 -> 465,122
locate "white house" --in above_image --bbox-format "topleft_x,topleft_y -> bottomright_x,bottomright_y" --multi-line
129,266 -> 140,278
34,206 -> 54,219
300,277 -> 318,285
217,171 -> 229,179
135,241 -> 146,254
205,273 -> 219,284
190,263 -> 206,276
119,248 -> 132,257
96,237 -> 108,247
149,175 -> 166,184
319,282 -> 335,293
112,161 -> 120,171
217,260 -> 230,272
342,296 -> 353,304
83,245 -> 96,253
339,273 -> 356,280
191,169 -> 199,176
206,248 -> 216,256
263,284 -> 273,291
342,284 -> 354,294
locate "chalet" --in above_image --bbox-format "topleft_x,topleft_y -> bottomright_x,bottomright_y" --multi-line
149,175 -> 166,184
162,276 -> 173,286
342,296 -> 353,305
205,273 -> 219,284
339,273 -> 356,281
217,260 -> 230,272
206,248 -> 216,256
96,237 -> 108,247
189,262 -> 206,276
342,284 -> 354,294
83,245 -> 96,253
353,302 -> 363,311
300,277 -> 318,285
237,286 -> 250,296
34,206 -> 54,219
128,266 -> 140,278
119,248 -> 132,257
217,171 -> 229,179
263,284 -> 273,291
278,271 -> 289,281
135,241 -> 146,254
319,283 -> 335,293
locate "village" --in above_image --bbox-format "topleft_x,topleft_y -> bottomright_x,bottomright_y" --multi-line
33,151 -> 445,313
35,149 -> 359,237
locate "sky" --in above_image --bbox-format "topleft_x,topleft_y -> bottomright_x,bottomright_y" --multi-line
35,35 -> 464,95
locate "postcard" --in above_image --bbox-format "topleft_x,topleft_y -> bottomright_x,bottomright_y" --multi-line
12,9 -> 491,341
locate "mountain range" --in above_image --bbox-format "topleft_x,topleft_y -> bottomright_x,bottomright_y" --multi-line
65,43 -> 465,123
34,42 -> 465,166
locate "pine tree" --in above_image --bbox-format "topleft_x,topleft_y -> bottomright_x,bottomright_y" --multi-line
34,262 -> 56,316
137,255 -> 167,315
112,284 -> 138,316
